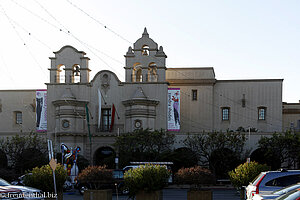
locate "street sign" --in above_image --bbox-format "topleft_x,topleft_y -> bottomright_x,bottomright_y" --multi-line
49,158 -> 57,171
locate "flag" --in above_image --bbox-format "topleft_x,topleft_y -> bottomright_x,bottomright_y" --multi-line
109,104 -> 116,132
85,104 -> 91,143
98,89 -> 102,129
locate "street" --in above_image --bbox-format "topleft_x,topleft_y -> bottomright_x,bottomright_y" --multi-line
63,188 -> 240,200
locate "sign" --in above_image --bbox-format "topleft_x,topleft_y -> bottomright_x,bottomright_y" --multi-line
167,88 -> 180,131
36,90 -> 47,132
49,158 -> 57,171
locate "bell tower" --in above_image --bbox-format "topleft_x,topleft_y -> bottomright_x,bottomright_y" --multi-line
124,28 -> 167,83
49,45 -> 90,84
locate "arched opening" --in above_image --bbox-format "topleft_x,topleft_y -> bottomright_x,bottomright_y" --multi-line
210,148 -> 241,179
142,45 -> 149,56
94,146 -> 116,168
250,148 -> 281,170
0,150 -> 7,168
132,63 -> 142,82
57,65 -> 65,83
72,64 -> 81,83
147,62 -> 158,82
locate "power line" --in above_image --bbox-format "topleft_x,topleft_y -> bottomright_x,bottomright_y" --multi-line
65,0 -> 132,44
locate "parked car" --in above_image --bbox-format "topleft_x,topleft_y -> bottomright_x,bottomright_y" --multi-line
76,169 -> 125,195
246,169 -> 300,200
276,188 -> 300,200
0,186 -> 24,200
253,183 -> 300,200
12,173 -> 72,192
0,178 -> 43,200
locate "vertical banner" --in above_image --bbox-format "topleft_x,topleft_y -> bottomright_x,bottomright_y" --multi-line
97,88 -> 102,129
36,90 -> 47,132
168,88 -> 180,131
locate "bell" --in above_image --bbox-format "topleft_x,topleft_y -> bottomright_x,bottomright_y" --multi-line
142,49 -> 148,55
74,66 -> 80,76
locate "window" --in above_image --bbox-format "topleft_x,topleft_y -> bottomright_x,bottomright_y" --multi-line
258,107 -> 266,120
265,175 -> 300,187
192,90 -> 197,101
15,111 -> 22,124
222,107 -> 230,121
101,108 -> 111,131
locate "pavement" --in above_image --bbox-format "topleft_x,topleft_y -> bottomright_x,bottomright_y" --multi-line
63,187 -> 241,200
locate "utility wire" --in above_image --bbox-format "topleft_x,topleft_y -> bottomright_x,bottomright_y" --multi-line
65,0 -> 132,44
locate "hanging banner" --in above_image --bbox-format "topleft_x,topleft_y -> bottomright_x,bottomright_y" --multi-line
167,88 -> 180,131
36,90 -> 47,132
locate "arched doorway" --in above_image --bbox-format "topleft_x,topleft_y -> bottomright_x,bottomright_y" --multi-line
250,148 -> 281,170
94,147 -> 116,169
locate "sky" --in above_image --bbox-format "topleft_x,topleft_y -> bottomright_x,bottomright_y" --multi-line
0,0 -> 299,103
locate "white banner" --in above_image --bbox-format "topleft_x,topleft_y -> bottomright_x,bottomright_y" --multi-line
36,90 -> 47,132
167,88 -> 180,131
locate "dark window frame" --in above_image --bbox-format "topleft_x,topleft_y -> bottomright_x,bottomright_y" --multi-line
15,111 -> 22,124
192,90 -> 197,101
258,107 -> 267,120
221,107 -> 230,121
101,108 -> 111,132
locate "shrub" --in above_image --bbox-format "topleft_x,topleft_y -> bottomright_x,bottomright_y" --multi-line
228,161 -> 270,189
23,164 -> 67,193
77,165 -> 113,189
124,164 -> 170,196
174,166 -> 215,189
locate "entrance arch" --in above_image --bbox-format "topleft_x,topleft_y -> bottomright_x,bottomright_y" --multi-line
93,146 -> 116,169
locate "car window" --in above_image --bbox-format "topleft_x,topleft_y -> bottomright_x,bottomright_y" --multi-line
266,175 -> 300,187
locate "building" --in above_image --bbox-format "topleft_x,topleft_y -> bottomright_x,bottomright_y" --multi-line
0,28 -> 292,167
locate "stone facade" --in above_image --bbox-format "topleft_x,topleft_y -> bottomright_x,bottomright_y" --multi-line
0,28 -> 293,165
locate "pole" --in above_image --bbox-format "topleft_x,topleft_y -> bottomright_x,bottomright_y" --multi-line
48,140 -> 57,199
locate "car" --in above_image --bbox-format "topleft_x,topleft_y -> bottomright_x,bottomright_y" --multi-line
0,178 -> 43,200
253,183 -> 300,200
0,186 -> 24,200
76,169 -> 126,195
246,169 -> 300,200
275,188 -> 300,200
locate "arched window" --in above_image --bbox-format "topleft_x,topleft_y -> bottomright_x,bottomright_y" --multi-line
57,65 -> 65,83
132,63 -> 142,82
147,63 -> 157,82
142,45 -> 149,56
72,64 -> 80,83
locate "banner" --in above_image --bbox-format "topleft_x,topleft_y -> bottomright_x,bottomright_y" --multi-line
97,88 -> 102,129
36,90 -> 47,132
167,88 -> 180,131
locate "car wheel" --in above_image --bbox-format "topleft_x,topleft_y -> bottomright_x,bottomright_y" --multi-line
79,185 -> 88,195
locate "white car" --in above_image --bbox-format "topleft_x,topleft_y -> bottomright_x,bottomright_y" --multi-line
253,183 -> 300,200
0,178 -> 43,200
246,170 -> 300,200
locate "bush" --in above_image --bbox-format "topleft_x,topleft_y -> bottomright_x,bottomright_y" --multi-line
77,165 -> 113,189
124,164 -> 170,196
23,164 -> 67,193
174,166 -> 215,189
228,161 -> 270,189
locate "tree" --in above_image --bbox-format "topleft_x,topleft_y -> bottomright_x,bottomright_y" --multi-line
258,131 -> 300,169
184,131 -> 246,178
0,133 -> 48,174
114,129 -> 175,168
